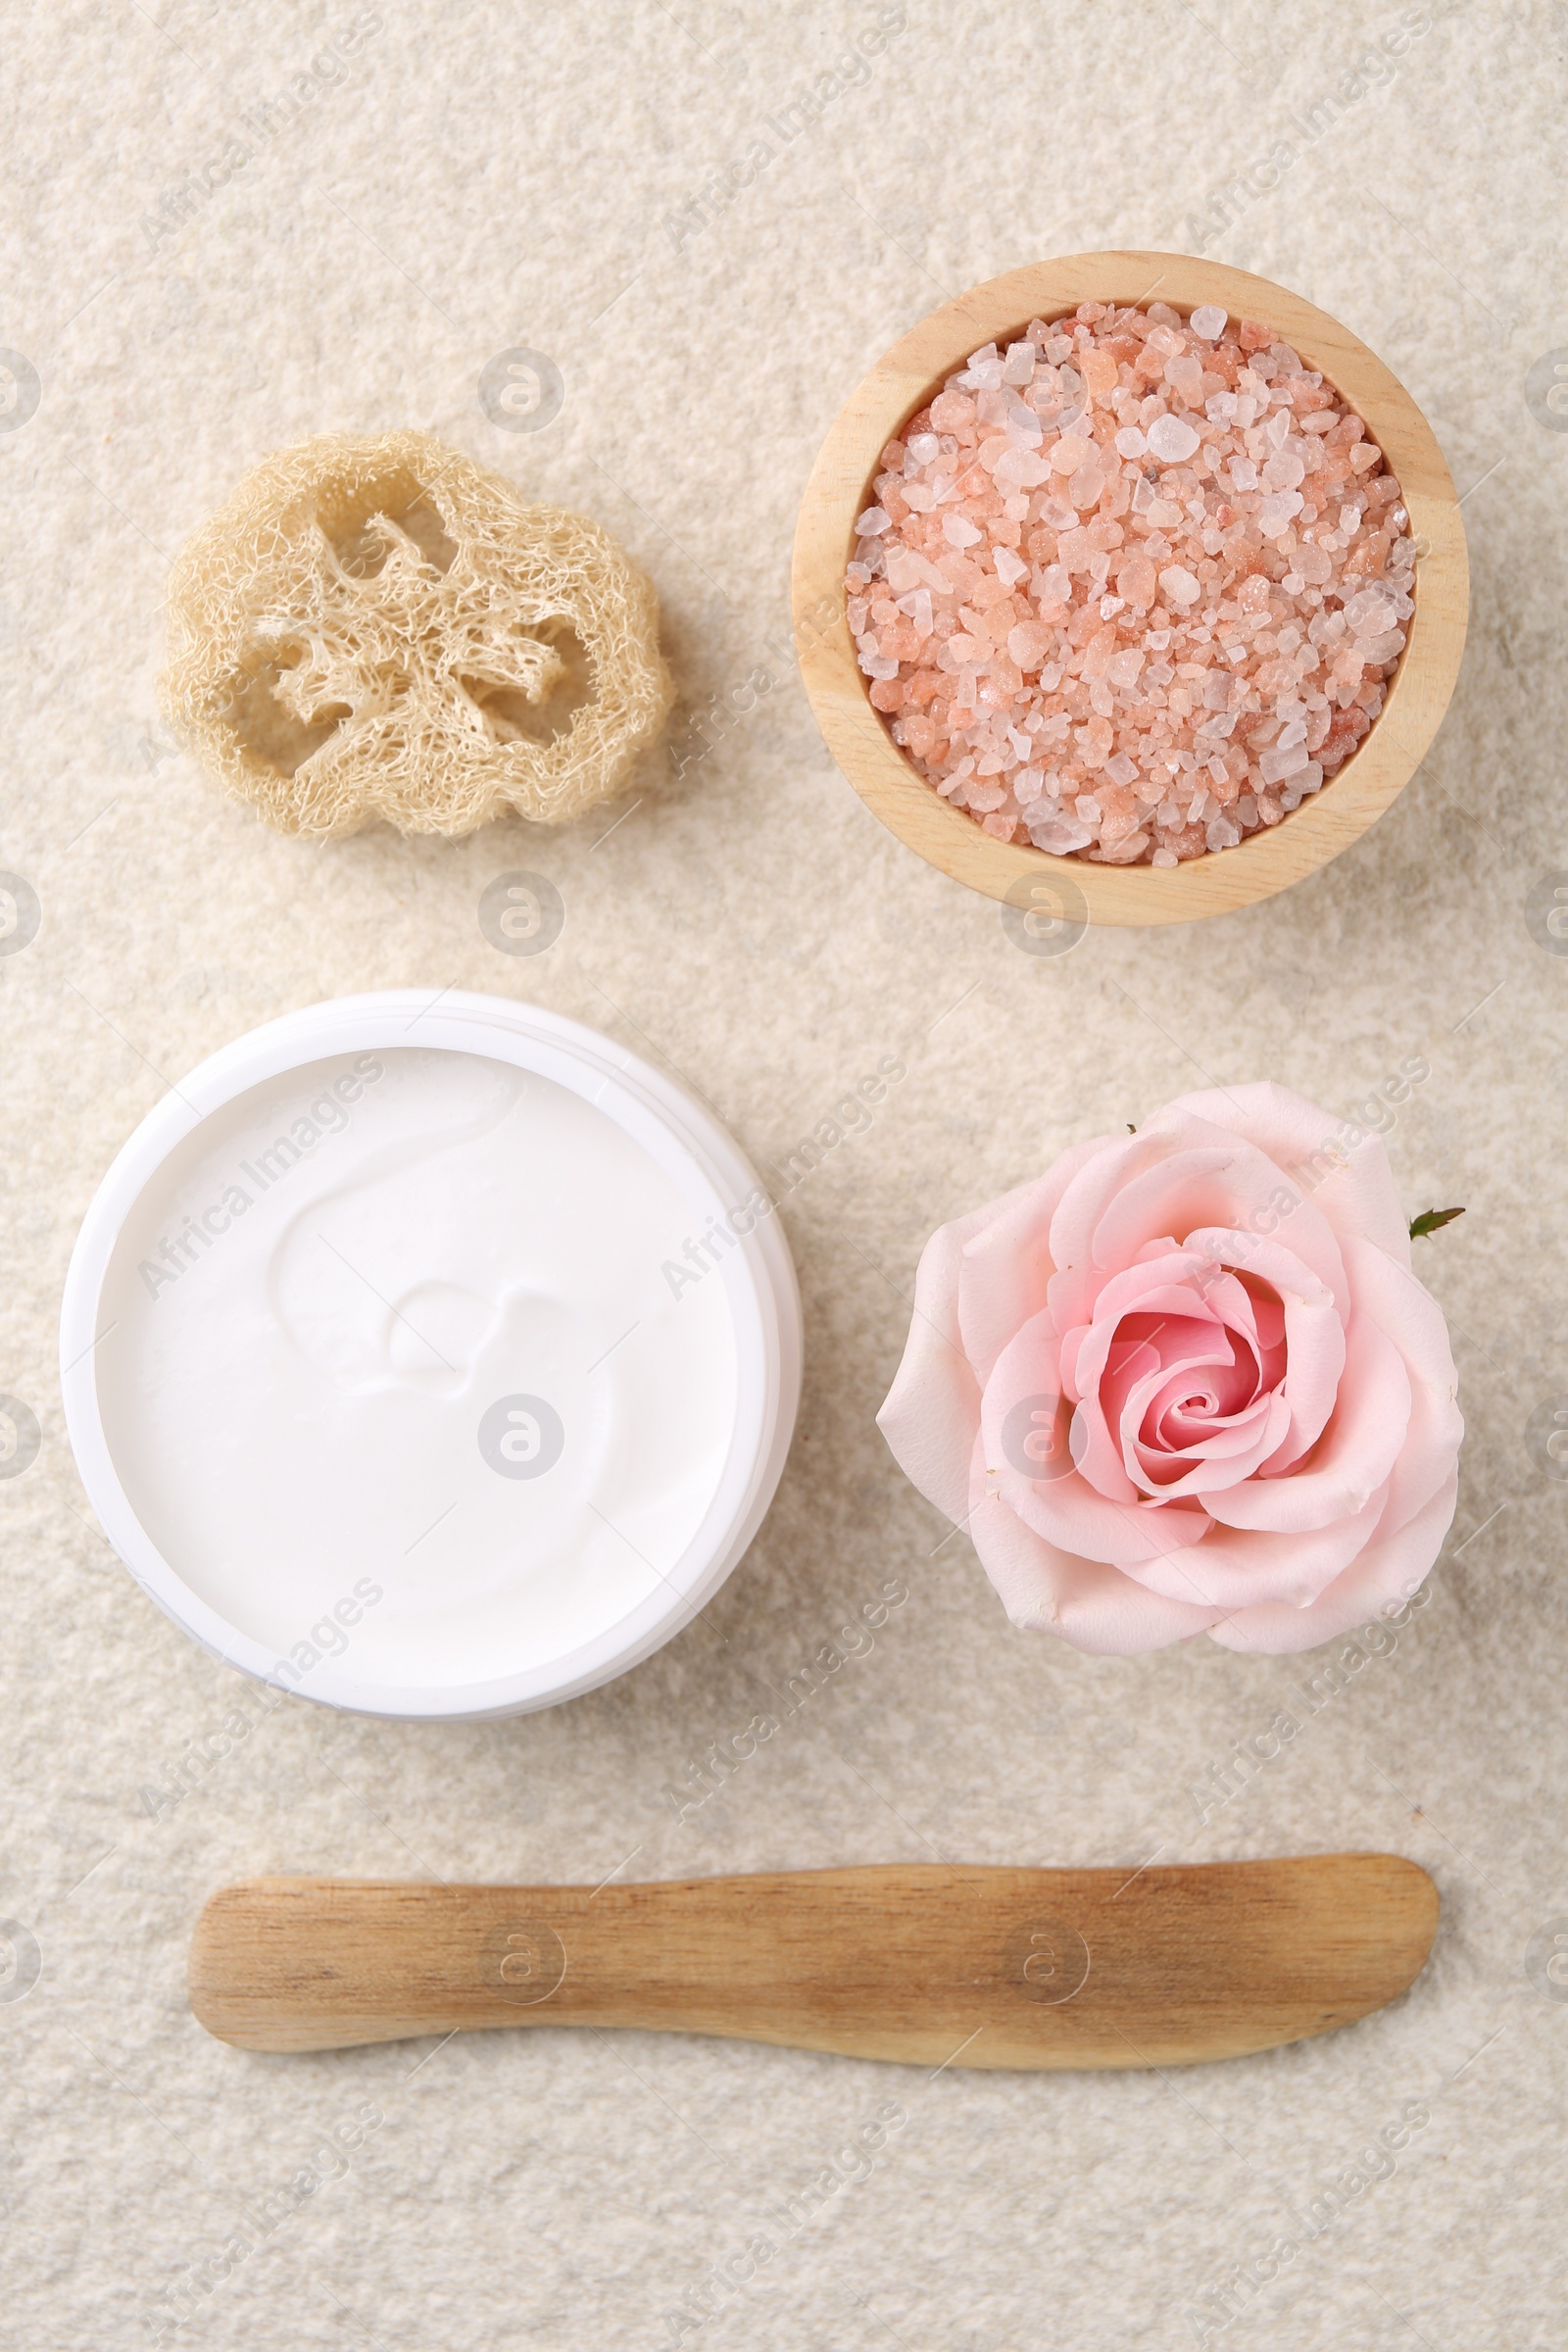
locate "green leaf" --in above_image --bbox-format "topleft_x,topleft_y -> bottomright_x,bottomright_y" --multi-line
1409,1206 -> 1465,1241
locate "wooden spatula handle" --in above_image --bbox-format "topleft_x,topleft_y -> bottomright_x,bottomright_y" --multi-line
189,1856 -> 1437,2067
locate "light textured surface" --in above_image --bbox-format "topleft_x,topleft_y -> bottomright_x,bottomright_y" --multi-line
0,4 -> 1564,2346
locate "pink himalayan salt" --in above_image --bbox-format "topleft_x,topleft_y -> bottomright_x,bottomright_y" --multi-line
845,301 -> 1417,867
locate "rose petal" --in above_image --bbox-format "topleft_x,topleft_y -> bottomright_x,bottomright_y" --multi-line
956,1135 -> 1110,1382
1084,1136 -> 1350,1318
1338,1235 -> 1462,1531
1210,1474 -> 1457,1652
1100,1321 -> 1270,1481
1042,1131 -> 1201,1332
1064,1257 -> 1236,1397
981,1296 -> 1139,1484
983,1309 -> 1216,1560
1180,1227 -> 1347,1472
1200,1306 -> 1410,1531
1190,1267 -> 1285,1380
1058,1234 -> 1338,1499
968,1479 -> 1220,1653
1091,1133 -> 1353,1307
1110,1318 -> 1254,1432
1002,1449 -> 1213,1565
1071,1294 -> 1243,1493
1119,1345 -> 1289,1496
1160,1082 -> 1411,1268
1120,1481 -> 1390,1610
877,1194 -> 1009,1524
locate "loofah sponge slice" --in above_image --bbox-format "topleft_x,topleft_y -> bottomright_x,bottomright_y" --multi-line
159,431 -> 673,837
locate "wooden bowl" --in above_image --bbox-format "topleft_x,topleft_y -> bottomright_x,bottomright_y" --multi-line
791,251 -> 1468,927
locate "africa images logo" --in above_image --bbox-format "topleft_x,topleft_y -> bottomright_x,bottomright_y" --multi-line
478,1395 -> 565,1480
138,1056 -> 383,1299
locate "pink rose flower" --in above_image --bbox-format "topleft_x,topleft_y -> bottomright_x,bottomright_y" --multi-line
878,1084 -> 1461,1655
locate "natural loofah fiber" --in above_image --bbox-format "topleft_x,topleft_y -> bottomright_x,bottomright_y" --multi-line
159,431 -> 673,837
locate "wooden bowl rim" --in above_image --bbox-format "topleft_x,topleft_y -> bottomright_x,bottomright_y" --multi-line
790,250 -> 1468,927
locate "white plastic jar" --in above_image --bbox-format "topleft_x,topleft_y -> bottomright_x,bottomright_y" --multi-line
60,991 -> 801,1720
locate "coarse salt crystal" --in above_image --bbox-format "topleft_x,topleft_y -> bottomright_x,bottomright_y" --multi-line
1345,588 -> 1395,630
1165,355 -> 1205,405
1068,461 -> 1105,510
1258,490 -> 1303,537
1158,564 -> 1201,607
1029,816 -> 1094,853
1114,425 -> 1148,459
995,448 -> 1053,491
1189,304 -> 1227,341
943,513 -> 982,548
1258,742 -> 1309,785
993,546 -> 1028,587
1146,413 -> 1201,465
1262,450 -> 1306,492
898,588 -> 934,639
855,507 -> 891,536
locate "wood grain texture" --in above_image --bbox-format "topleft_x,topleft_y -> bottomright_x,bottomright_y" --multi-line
189,1855 -> 1438,2068
790,250 -> 1468,927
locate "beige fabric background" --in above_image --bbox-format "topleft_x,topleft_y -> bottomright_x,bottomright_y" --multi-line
1,2 -> 1564,2344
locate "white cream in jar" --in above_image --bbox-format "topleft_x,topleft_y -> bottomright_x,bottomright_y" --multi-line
62,996 -> 801,1718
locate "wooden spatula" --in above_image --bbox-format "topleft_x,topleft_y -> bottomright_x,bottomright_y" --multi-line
189,1855 -> 1436,2069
